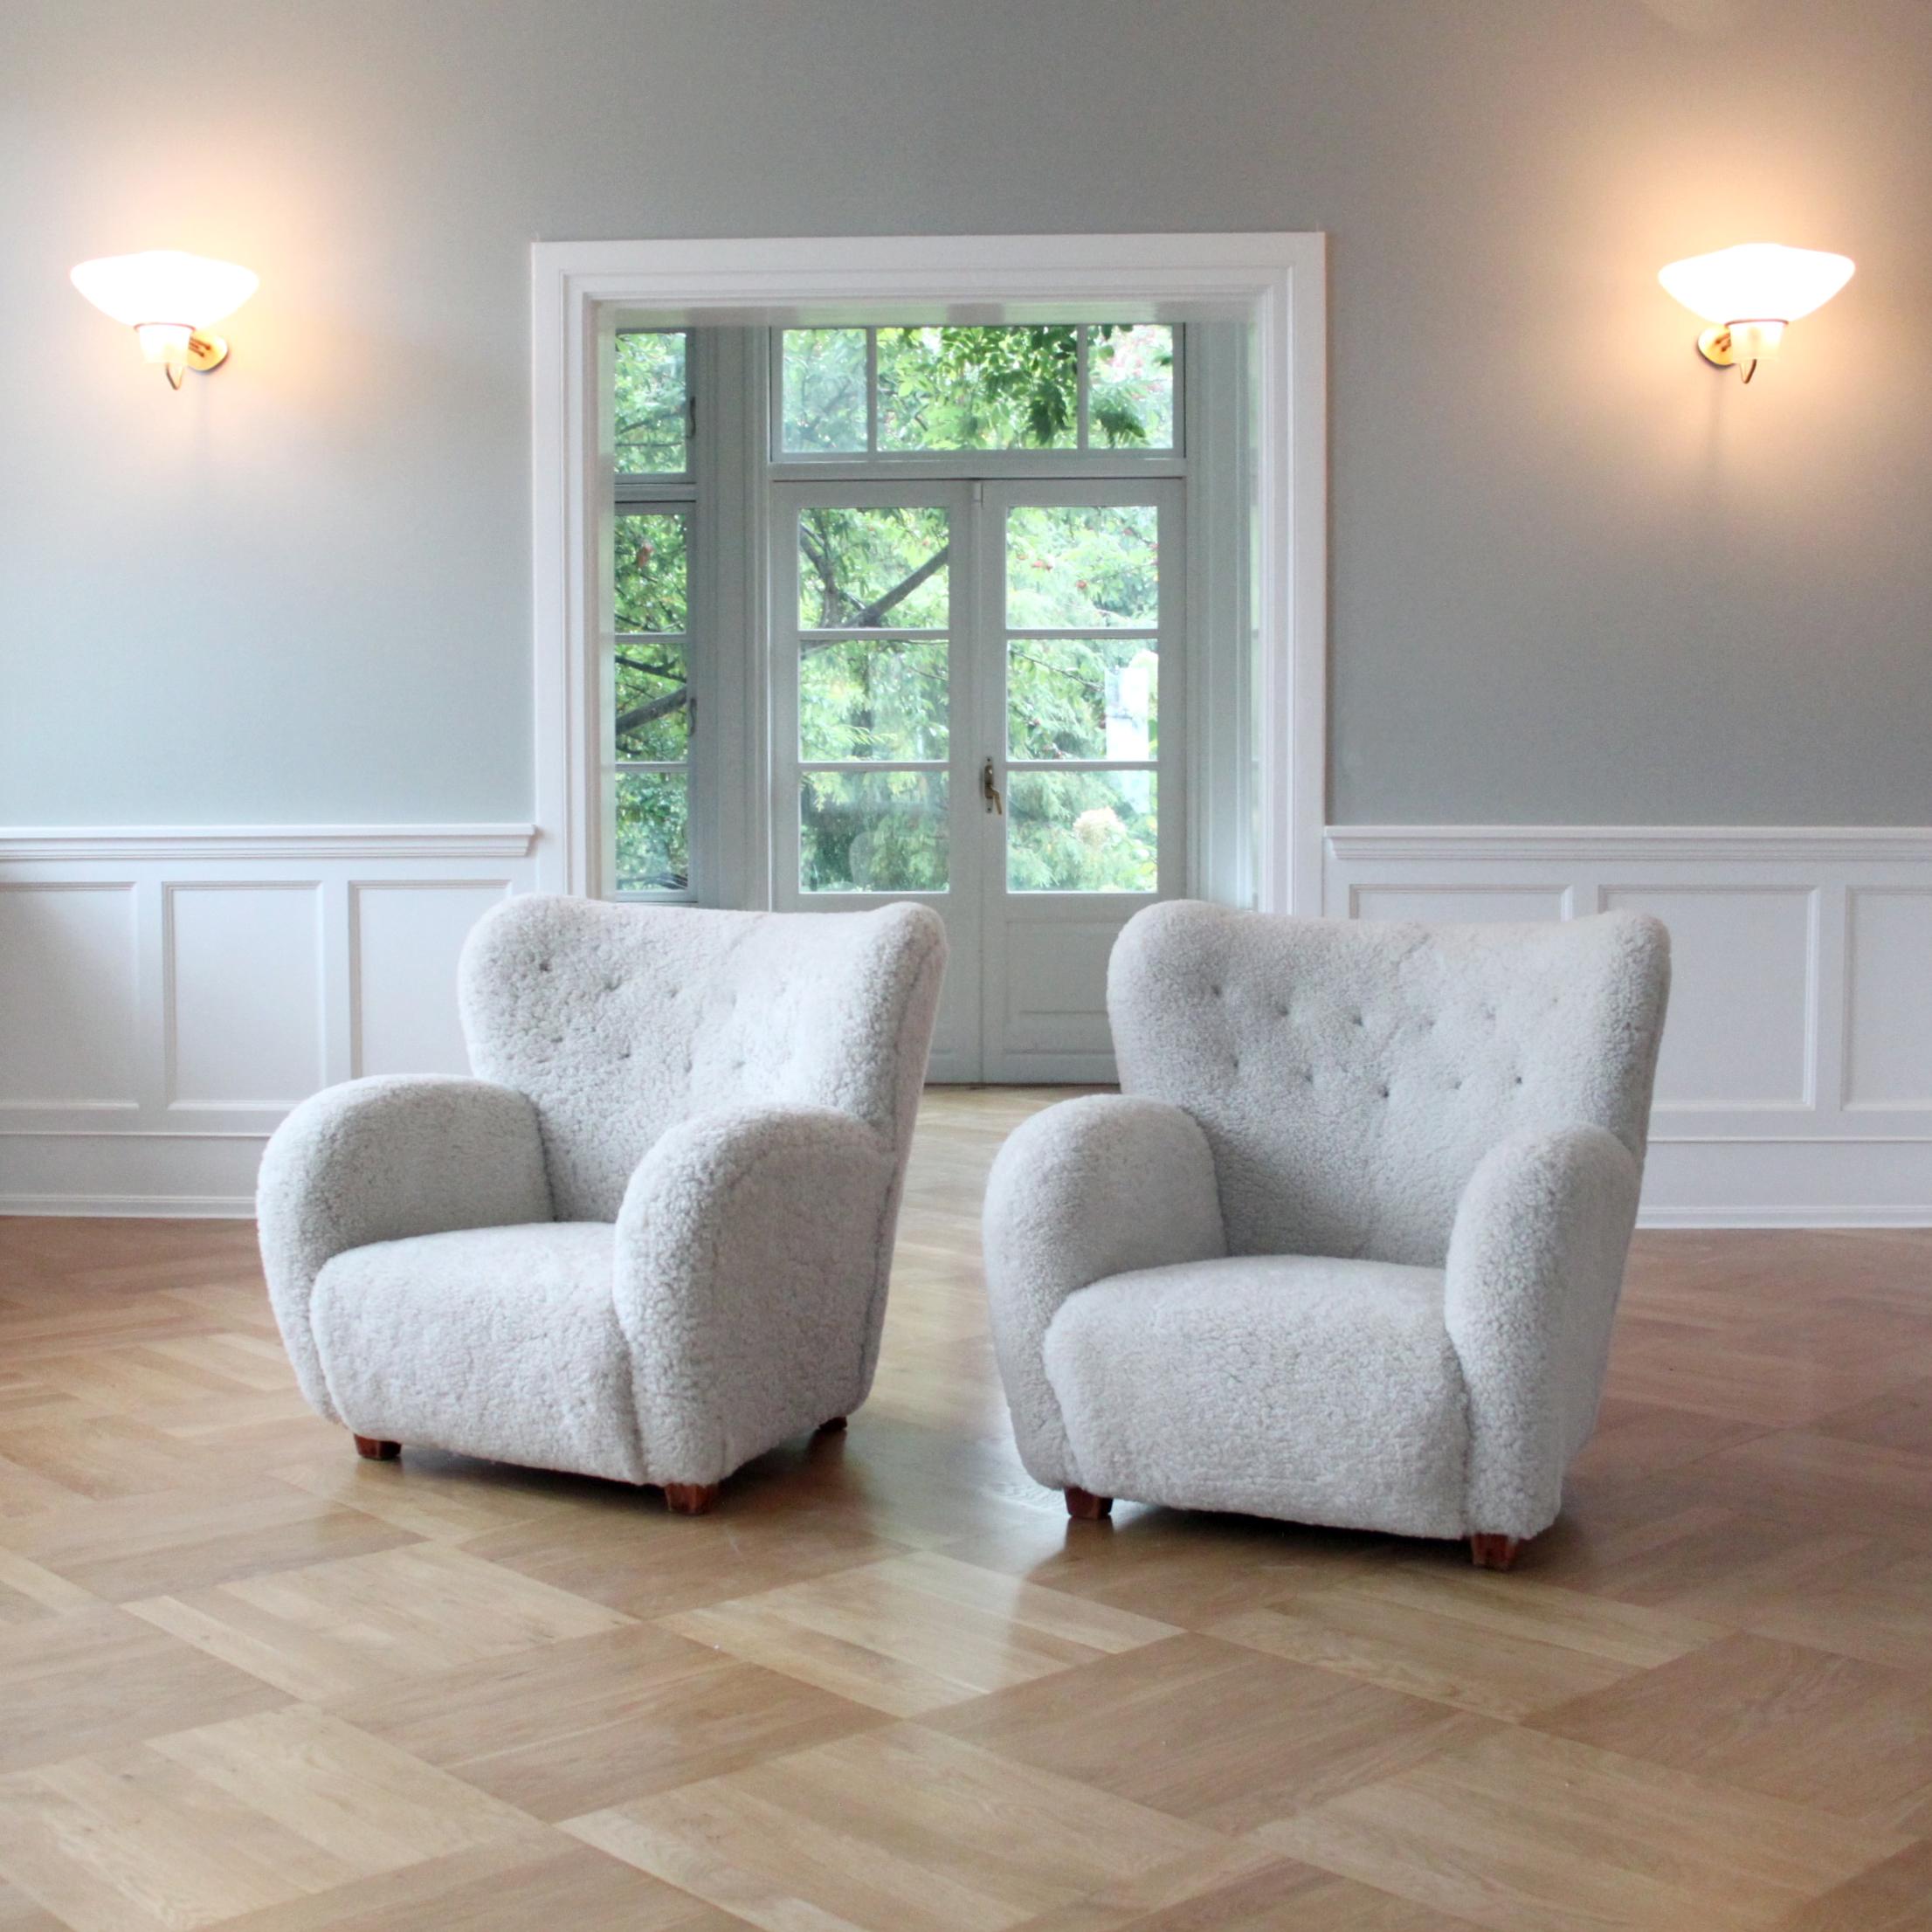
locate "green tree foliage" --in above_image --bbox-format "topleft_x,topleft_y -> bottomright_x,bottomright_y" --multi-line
614,332 -> 688,473
880,326 -> 1080,450
613,508 -> 692,892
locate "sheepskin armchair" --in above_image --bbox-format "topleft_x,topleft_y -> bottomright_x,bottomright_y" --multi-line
258,896 -> 946,1512
983,902 -> 1669,1567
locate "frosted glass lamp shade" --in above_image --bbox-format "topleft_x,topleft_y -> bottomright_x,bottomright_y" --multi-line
1657,244 -> 1853,326
70,251 -> 259,328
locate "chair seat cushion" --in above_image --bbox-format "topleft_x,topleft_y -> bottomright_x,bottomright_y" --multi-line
310,1221 -> 644,1483
1042,1253 -> 1469,1537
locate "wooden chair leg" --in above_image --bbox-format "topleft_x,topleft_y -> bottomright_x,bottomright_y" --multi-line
353,1435 -> 400,1461
816,1415 -> 848,1435
1469,1533 -> 1521,1571
664,1482 -> 720,1516
1065,1486 -> 1113,1521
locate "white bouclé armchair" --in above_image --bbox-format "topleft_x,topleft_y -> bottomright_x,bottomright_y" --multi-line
258,896 -> 945,1512
983,902 -> 1669,1567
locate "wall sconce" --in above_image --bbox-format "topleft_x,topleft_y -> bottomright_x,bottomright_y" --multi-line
70,250 -> 259,390
1658,242 -> 1854,384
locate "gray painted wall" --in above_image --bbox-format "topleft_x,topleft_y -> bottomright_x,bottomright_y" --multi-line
5,0 -> 1926,827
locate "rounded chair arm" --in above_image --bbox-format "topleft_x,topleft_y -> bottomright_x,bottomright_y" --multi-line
256,1075 -> 551,1420
1444,1123 -> 1643,1539
983,1093 -> 1226,1489
614,1103 -> 898,1485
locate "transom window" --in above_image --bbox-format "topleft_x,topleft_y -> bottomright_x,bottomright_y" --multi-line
776,324 -> 1176,458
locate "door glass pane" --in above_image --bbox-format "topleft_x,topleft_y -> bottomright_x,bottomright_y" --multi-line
801,771 -> 949,893
615,511 -> 688,633
1088,325 -> 1176,449
781,329 -> 867,453
797,506 -> 949,629
1009,638 -> 1156,761
616,771 -> 688,893
801,638 -> 949,761
878,326 -> 1078,451
1007,769 -> 1156,893
615,641 -> 688,761
614,332 -> 688,474
1005,505 -> 1158,627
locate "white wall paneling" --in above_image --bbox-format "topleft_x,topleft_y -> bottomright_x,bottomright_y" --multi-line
1327,826 -> 1932,1225
0,827 -> 536,1214
5,818 -> 1927,1224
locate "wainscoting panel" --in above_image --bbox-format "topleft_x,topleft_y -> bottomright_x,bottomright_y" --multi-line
0,828 -> 538,1213
0,882 -> 140,1112
1844,887 -> 1932,1112
166,882 -> 327,1112
1600,885 -> 1818,1112
350,880 -> 514,1080
1326,827 -> 1932,1225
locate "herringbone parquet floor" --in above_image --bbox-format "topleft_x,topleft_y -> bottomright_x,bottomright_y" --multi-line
3,1087 -> 1932,1930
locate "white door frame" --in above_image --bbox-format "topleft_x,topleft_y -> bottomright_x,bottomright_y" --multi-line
530,231 -> 1328,914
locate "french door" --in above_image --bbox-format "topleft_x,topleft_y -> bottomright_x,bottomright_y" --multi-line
770,477 -> 1184,1080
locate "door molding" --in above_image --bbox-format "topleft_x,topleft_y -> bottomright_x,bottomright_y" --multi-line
530,231 -> 1328,910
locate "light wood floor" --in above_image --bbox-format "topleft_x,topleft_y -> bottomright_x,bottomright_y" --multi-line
3,1087 -> 1932,1931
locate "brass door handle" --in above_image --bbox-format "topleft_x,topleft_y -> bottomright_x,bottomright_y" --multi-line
981,758 -> 1004,815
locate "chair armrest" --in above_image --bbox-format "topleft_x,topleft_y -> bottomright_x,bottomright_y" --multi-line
256,1075 -> 552,1422
1444,1123 -> 1643,1539
983,1094 -> 1226,1488
614,1103 -> 899,1485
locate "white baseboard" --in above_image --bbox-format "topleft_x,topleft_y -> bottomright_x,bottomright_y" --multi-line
0,1193 -> 257,1218
1639,1205 -> 1932,1229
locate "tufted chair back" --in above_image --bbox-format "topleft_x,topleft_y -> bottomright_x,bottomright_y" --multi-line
459,896 -> 947,1222
1109,901 -> 1670,1268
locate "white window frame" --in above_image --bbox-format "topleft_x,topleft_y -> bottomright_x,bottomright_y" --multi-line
531,232 -> 1328,914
